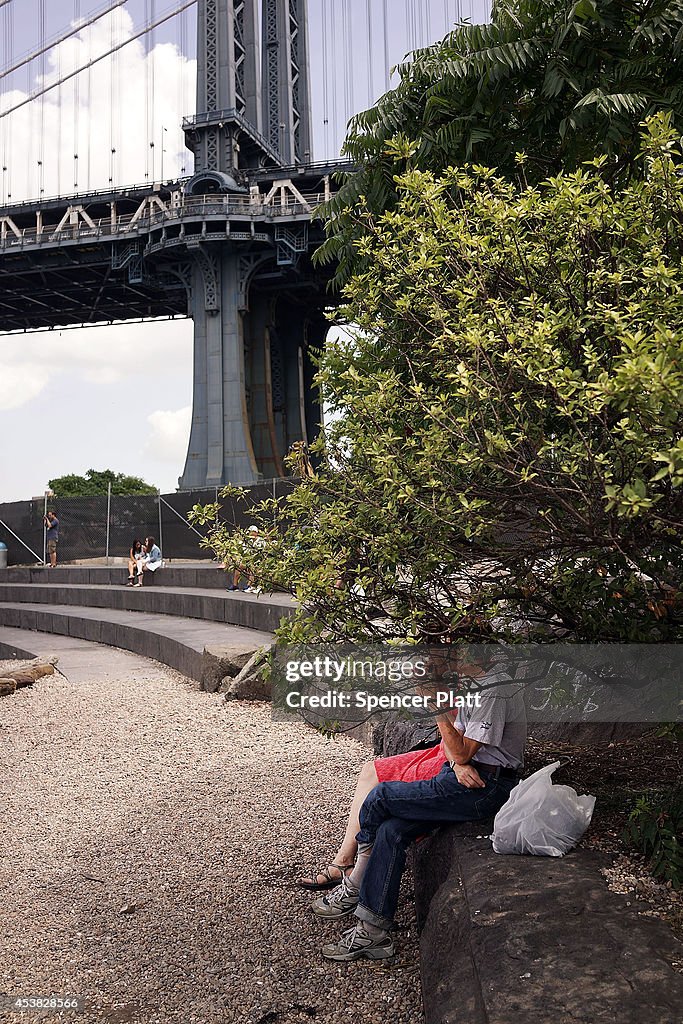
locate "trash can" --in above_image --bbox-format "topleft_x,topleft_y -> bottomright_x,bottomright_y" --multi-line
0,542 -> 7,569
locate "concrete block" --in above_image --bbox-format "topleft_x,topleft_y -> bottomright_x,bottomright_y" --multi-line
413,830 -> 683,1024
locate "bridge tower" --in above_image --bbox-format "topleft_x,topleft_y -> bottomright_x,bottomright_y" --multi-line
178,0 -> 322,489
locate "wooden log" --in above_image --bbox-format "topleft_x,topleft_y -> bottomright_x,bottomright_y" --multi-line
0,663 -> 55,689
0,679 -> 17,697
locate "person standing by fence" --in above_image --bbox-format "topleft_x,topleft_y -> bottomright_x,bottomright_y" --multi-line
44,511 -> 59,568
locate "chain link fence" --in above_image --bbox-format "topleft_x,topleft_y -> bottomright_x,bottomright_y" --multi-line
0,481 -> 296,566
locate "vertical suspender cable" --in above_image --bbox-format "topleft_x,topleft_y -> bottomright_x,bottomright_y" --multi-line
57,10 -> 63,196
73,0 -> 80,190
179,4 -> 187,174
178,3 -> 183,174
321,0 -> 330,157
109,4 -> 115,182
330,0 -> 338,153
38,0 -> 45,195
0,0 -> 11,201
365,0 -> 372,107
26,58 -> 33,197
150,0 -> 156,182
114,4 -> 122,186
0,4 -> 3,202
342,0 -> 352,133
86,6 -> 92,191
382,0 -> 390,91
144,0 -> 150,179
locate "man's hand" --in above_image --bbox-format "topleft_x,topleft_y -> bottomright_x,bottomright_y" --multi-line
451,762 -> 485,788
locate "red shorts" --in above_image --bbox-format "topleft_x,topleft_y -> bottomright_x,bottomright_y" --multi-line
375,742 -> 446,784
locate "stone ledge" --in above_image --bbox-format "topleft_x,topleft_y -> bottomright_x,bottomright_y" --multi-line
412,826 -> 683,1024
0,582 -> 295,633
0,603 -> 271,687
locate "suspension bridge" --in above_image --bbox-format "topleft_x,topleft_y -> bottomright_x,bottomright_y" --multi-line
0,0 -> 486,487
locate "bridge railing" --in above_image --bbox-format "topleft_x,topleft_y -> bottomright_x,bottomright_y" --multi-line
0,192 -> 329,250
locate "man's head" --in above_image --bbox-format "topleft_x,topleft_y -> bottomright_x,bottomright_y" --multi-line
247,525 -> 259,537
46,511 -> 57,521
145,536 -> 156,548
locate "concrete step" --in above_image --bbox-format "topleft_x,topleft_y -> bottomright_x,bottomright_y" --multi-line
0,627 -> 176,684
0,582 -> 295,633
0,564 -> 234,589
0,626 -> 104,663
0,603 -> 272,686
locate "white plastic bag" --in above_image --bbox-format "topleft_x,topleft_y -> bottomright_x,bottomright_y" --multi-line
491,761 -> 596,857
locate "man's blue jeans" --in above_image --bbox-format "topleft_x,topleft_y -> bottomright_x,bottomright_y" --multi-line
354,763 -> 517,930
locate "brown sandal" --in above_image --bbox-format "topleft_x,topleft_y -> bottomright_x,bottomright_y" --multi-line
298,862 -> 354,891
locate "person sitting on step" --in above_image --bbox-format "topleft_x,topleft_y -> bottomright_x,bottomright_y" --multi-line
136,536 -> 162,586
127,538 -> 144,586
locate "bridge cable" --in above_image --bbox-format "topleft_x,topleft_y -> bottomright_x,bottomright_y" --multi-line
150,0 -> 156,182
73,0 -> 80,189
176,2 -> 183,175
86,5 -> 93,190
38,0 -> 45,195
0,1 -> 129,82
144,0 -> 150,180
57,2 -> 63,196
365,0 -> 372,108
0,0 -> 12,200
0,0 -> 197,122
382,0 -> 390,91
178,2 -> 188,174
341,0 -> 351,132
330,0 -> 338,152
320,0 -> 329,156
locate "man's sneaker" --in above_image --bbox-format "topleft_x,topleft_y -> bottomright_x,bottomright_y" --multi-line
311,877 -> 359,919
321,922 -> 394,962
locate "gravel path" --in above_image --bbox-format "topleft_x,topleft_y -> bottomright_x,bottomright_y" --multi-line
0,654 -> 424,1024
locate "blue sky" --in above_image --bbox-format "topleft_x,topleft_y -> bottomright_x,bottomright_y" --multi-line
0,0 -> 489,501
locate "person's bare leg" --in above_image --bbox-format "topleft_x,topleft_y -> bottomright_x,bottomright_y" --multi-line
50,550 -> 57,567
300,760 -> 379,885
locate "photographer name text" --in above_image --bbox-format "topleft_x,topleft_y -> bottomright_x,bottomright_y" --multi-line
284,690 -> 483,712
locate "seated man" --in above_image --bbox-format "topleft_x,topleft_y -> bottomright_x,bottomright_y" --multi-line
310,657 -> 527,961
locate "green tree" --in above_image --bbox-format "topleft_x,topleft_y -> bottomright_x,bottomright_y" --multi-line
49,469 -> 157,497
320,0 -> 683,286
194,117 -> 682,644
